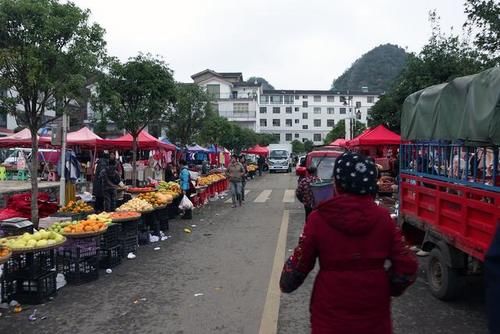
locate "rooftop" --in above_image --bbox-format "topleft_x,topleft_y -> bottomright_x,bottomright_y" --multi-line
262,89 -> 381,96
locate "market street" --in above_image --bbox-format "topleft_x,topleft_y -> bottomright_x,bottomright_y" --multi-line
0,172 -> 489,334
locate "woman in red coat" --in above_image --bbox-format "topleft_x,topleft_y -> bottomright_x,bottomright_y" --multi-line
280,151 -> 418,334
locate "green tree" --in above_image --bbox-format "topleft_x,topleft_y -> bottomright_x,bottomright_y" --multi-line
367,95 -> 401,132
246,77 -> 275,90
0,0 -> 106,225
304,139 -> 314,153
291,140 -> 305,154
199,115 -> 232,147
97,54 -> 176,185
225,125 -> 257,154
323,119 -> 366,144
166,83 -> 213,147
464,0 -> 500,64
256,133 -> 278,146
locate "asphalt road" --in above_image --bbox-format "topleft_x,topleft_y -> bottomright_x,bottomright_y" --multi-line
0,172 -> 489,334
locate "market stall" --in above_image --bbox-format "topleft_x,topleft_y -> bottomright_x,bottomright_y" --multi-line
241,144 -> 269,157
327,138 -> 348,148
206,145 -> 230,168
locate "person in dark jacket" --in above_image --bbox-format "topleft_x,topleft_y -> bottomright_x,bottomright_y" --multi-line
280,151 -> 418,334
164,163 -> 176,182
485,222 -> 500,334
92,155 -> 109,213
257,155 -> 265,176
101,159 -> 121,212
296,166 -> 319,220
239,155 -> 248,201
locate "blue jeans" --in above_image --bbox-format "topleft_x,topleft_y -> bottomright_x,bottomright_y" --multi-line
230,181 -> 242,205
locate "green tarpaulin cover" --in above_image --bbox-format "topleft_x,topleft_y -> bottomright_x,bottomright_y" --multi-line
401,67 -> 500,145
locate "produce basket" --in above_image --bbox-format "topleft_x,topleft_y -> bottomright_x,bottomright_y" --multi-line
139,208 -> 155,214
61,227 -> 108,239
110,212 -> 142,223
7,236 -> 67,255
52,211 -> 94,221
0,246 -> 12,265
127,187 -> 155,194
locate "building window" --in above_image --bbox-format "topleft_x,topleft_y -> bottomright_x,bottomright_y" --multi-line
295,119 -> 299,124
295,95 -> 300,100
340,96 -> 346,103
260,119 -> 267,127
273,133 -> 281,142
285,107 -> 292,114
302,95 -> 308,99
284,95 -> 294,104
302,101 -> 308,108
206,84 -> 220,98
285,119 -> 292,127
340,107 -> 346,114
355,101 -> 361,108
302,113 -> 308,119
261,95 -> 269,103
294,107 -> 299,112
285,133 -> 292,141
314,119 -> 321,127
327,96 -> 335,102
367,96 -> 374,103
327,119 -> 335,127
302,138 -> 308,142
272,119 -> 280,127
260,107 -> 267,114
327,107 -> 334,114
313,134 -> 322,142
273,107 -> 280,114
271,95 -> 283,104
302,125 -> 308,130
234,103 -> 249,113
314,95 -> 321,102
313,107 -> 321,114
295,133 -> 300,138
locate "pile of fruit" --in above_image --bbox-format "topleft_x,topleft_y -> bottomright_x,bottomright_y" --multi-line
158,181 -> 182,198
137,192 -> 172,207
109,211 -> 141,221
48,221 -> 74,233
87,212 -> 112,225
247,164 -> 257,172
0,246 -> 11,259
0,230 -> 65,250
198,173 -> 226,186
127,187 -> 155,193
62,219 -> 107,235
116,198 -> 154,212
58,200 -> 93,214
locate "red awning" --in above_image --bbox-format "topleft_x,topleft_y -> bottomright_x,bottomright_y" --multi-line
0,128 -> 51,148
103,130 -> 176,151
64,127 -> 104,148
242,144 -> 269,156
347,125 -> 402,147
328,138 -> 348,147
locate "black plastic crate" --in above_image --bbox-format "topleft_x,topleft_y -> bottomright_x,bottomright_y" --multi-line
57,236 -> 99,259
1,276 -> 16,302
57,255 -> 99,285
4,249 -> 56,279
155,208 -> 169,232
100,223 -> 121,249
120,235 -> 138,257
11,271 -> 57,305
119,219 -> 139,239
138,230 -> 150,246
99,245 -> 122,269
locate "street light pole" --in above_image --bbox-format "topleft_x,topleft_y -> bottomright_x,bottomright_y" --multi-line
59,112 -> 67,206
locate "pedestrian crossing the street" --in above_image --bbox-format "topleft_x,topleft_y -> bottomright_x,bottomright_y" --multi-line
223,189 -> 296,204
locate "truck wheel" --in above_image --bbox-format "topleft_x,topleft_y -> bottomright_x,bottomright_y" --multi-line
426,247 -> 465,300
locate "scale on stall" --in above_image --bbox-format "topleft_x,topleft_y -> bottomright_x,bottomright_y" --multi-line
0,217 -> 34,236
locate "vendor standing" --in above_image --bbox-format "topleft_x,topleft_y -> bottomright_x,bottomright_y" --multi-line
101,159 -> 121,212
179,160 -> 193,219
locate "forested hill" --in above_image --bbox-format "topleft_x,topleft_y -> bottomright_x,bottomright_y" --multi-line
331,44 -> 408,92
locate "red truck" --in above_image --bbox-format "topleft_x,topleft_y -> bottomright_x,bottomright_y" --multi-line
295,146 -> 345,180
399,67 -> 500,300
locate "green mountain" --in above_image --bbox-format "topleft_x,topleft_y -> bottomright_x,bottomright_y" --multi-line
331,44 -> 408,93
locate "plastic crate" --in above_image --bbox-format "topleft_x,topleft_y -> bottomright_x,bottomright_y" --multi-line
99,245 -> 122,269
100,223 -> 121,249
138,230 -> 150,246
1,276 -> 16,302
155,207 -> 169,232
119,219 -> 139,239
10,271 -> 57,305
57,255 -> 99,285
4,249 -> 56,279
120,235 -> 138,257
57,236 -> 99,259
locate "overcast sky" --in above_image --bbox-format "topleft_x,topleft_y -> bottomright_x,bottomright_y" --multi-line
72,0 -> 467,90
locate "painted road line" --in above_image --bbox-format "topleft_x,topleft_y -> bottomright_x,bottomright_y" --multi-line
282,189 -> 295,203
258,210 -> 289,334
225,189 -> 250,203
254,189 -> 272,203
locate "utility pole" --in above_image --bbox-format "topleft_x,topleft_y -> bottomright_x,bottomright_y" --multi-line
59,112 -> 68,206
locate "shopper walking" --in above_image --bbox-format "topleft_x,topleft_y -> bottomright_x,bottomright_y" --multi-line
179,160 -> 193,219
281,151 -> 418,334
239,155 -> 248,202
226,154 -> 244,207
92,154 -> 108,213
257,155 -> 265,176
296,166 -> 319,220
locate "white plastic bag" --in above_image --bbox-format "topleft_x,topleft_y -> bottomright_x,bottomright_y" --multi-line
179,194 -> 194,210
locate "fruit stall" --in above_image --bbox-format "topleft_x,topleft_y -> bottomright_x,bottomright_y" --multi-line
0,173 -> 228,306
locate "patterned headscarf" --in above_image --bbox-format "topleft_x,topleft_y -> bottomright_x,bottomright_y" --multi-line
334,151 -> 378,195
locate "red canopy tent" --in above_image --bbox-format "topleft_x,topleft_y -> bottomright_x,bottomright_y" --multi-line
0,128 -> 51,148
242,144 -> 269,156
347,125 -> 402,147
66,127 -> 105,149
103,130 -> 176,151
328,138 -> 348,147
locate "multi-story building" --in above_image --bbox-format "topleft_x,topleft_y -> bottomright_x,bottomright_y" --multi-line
191,70 -> 380,145
258,89 -> 379,144
191,69 -> 261,131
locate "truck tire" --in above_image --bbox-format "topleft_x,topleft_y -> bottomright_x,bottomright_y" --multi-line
426,247 -> 465,300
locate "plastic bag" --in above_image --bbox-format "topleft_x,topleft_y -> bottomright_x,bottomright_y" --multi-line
179,195 -> 194,210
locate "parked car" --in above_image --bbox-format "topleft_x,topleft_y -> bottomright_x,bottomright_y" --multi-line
296,147 -> 345,180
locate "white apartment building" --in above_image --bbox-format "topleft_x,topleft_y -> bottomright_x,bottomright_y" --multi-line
191,70 -> 261,131
191,70 -> 380,144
